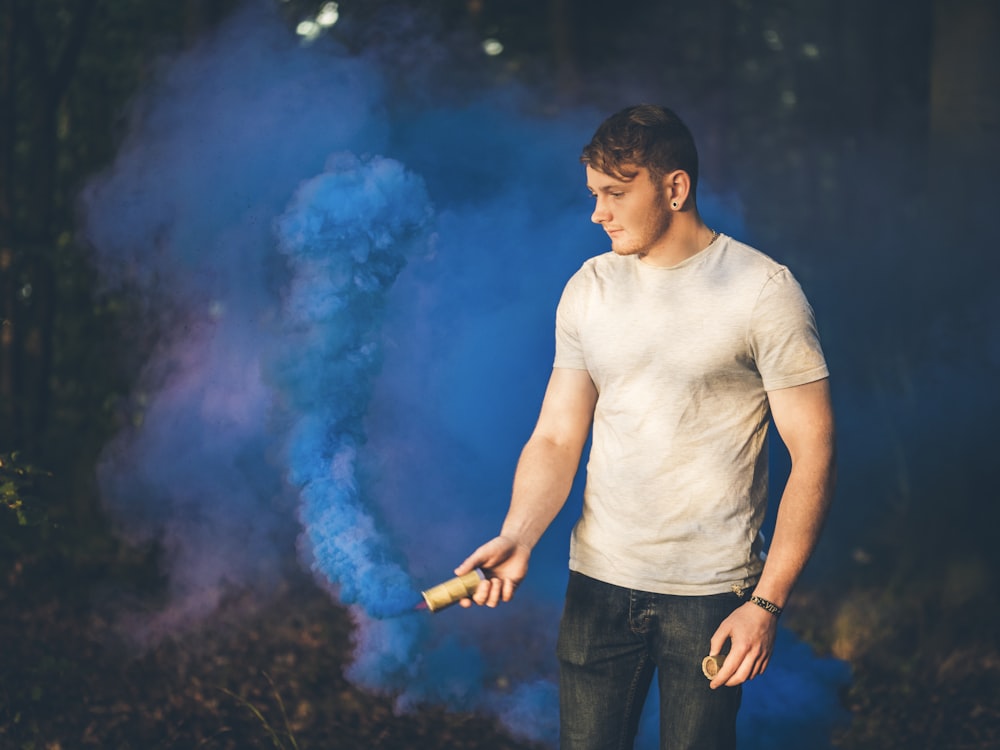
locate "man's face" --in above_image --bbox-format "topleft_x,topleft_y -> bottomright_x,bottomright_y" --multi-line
586,164 -> 672,259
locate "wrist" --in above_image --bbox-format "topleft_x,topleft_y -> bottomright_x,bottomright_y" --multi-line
498,532 -> 534,552
748,594 -> 783,618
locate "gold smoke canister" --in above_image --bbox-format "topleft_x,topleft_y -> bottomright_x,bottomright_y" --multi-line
702,654 -> 726,680
421,569 -> 485,612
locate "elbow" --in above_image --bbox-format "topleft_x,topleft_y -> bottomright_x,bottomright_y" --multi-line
529,431 -> 587,459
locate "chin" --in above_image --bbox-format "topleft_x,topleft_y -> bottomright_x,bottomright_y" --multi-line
611,244 -> 641,256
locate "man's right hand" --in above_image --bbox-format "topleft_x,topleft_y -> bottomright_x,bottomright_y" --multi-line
454,535 -> 531,608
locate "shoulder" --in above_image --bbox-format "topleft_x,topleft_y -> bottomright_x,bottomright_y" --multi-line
710,237 -> 814,309
578,250 -> 629,276
715,236 -> 789,279
563,252 -> 630,292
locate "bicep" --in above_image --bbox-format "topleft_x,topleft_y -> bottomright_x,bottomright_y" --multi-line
532,368 -> 597,453
767,378 -> 835,462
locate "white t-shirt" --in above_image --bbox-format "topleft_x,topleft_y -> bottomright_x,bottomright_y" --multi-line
554,235 -> 829,595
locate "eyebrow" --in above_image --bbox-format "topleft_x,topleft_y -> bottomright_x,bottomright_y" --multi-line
587,182 -> 630,194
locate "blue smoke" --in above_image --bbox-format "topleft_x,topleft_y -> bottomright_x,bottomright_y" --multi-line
272,152 -> 431,622
81,2 -> 849,745
269,152 -> 433,693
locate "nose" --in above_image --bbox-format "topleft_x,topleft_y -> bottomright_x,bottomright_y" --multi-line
591,196 -> 611,225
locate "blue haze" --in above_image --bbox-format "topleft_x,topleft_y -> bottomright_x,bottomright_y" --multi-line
77,3 -> 878,746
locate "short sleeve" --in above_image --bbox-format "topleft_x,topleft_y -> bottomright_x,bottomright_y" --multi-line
553,275 -> 588,370
748,268 -> 829,391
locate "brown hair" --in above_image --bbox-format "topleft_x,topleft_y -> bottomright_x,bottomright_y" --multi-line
581,104 -> 699,194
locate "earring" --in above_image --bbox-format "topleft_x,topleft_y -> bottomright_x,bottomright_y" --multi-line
671,201 -> 679,209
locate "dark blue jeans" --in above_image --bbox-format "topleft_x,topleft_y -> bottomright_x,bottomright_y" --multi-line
557,572 -> 743,750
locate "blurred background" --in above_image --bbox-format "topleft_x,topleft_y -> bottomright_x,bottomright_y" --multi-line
1,0 -> 998,748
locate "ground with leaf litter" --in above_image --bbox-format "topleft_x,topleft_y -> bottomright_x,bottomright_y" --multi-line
0,545 -> 546,750
3,540 -> 1000,749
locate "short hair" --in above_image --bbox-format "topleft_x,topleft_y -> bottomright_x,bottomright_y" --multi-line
581,104 -> 699,194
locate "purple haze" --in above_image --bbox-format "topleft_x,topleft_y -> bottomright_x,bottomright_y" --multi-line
81,3 -> 851,746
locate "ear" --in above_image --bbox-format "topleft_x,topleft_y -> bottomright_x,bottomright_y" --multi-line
663,170 -> 692,211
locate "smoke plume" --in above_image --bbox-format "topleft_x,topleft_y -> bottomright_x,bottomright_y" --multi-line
81,3 -> 856,745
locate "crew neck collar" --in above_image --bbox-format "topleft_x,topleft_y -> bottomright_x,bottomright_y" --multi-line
635,232 -> 725,271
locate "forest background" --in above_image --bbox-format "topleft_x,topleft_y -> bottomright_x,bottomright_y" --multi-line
2,0 -> 998,748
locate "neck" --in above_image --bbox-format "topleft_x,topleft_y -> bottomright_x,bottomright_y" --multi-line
639,213 -> 718,268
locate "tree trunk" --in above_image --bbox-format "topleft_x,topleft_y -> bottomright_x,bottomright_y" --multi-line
4,0 -> 98,453
548,0 -> 579,102
929,0 -> 1000,179
0,0 -> 24,451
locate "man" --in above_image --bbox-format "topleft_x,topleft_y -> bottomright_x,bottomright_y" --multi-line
456,104 -> 835,749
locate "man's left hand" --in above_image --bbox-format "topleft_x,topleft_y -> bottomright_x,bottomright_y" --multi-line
706,602 -> 779,689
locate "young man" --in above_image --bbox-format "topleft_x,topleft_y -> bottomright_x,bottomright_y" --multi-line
456,105 -> 835,749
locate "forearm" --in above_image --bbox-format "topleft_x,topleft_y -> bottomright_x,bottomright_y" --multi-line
499,433 -> 583,550
456,367 -> 594,603
454,431 -> 585,605
752,449 -> 836,607
711,381 -> 834,687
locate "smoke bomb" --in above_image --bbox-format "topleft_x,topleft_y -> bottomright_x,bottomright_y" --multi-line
420,569 -> 485,612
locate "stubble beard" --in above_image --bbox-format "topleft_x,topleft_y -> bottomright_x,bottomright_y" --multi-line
612,198 -> 673,259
